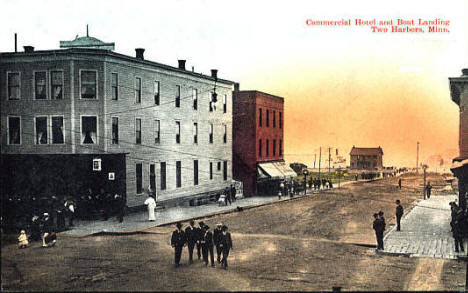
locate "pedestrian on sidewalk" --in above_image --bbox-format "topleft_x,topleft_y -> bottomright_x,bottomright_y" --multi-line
201,224 -> 215,267
213,223 -> 223,263
395,200 -> 404,231
171,222 -> 186,267
196,222 -> 204,260
64,198 -> 75,227
114,194 -> 125,223
450,206 -> 465,253
185,220 -> 197,264
220,225 -> 233,269
144,192 -> 157,222
398,178 -> 402,189
373,213 -> 385,250
426,181 -> 432,199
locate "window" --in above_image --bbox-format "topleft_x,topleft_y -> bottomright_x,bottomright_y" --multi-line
81,116 -> 97,144
193,88 -> 198,110
279,139 -> 283,156
223,94 -> 227,113
266,110 -> 270,127
273,139 -> 276,156
209,93 -> 214,112
81,70 -> 97,99
51,71 -> 63,100
223,161 -> 227,181
112,117 -> 119,144
149,164 -> 156,192
8,116 -> 21,144
176,161 -> 181,188
176,121 -> 181,144
160,162 -> 166,190
193,122 -> 198,144
266,139 -> 269,157
135,77 -> 141,103
111,73 -> 118,100
217,161 -> 221,171
259,108 -> 262,127
136,118 -> 142,144
194,160 -> 199,185
35,116 -> 48,144
52,116 -> 64,144
154,81 -> 160,105
35,72 -> 47,100
279,112 -> 282,129
136,163 -> 143,194
155,120 -> 160,144
223,124 -> 227,143
259,139 -> 262,157
175,85 -> 180,108
273,111 -> 276,128
7,72 -> 20,100
210,162 -> 213,180
209,123 -> 213,143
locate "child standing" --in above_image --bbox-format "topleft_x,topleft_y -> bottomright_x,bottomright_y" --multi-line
18,230 -> 29,248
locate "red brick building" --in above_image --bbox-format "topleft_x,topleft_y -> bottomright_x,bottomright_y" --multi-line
349,146 -> 383,170
233,89 -> 295,196
449,69 -> 468,211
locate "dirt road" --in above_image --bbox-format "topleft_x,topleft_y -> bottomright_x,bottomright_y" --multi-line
2,173 -> 465,291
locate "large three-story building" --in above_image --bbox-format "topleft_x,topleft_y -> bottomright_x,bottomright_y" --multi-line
0,35 -> 235,207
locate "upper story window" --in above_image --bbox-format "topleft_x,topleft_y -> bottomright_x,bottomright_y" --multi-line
279,112 -> 282,129
111,73 -> 118,100
7,72 -> 20,100
193,122 -> 198,144
193,88 -> 198,110
8,116 -> 21,145
175,85 -> 180,108
279,139 -> 283,156
80,70 -> 97,99
259,139 -> 262,157
154,81 -> 160,105
35,116 -> 48,144
266,110 -> 270,127
209,93 -> 214,112
223,124 -> 227,143
273,111 -> 276,128
135,77 -> 141,103
81,116 -> 97,144
34,72 -> 47,100
259,108 -> 262,127
176,121 -> 181,144
209,123 -> 214,144
155,119 -> 160,144
135,118 -> 142,144
112,117 -> 119,144
223,94 -> 227,113
266,139 -> 270,157
51,71 -> 63,100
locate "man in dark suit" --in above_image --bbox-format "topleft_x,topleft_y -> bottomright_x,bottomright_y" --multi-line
185,220 -> 197,264
171,222 -> 186,267
395,200 -> 404,231
373,213 -> 385,250
220,225 -> 233,269
201,224 -> 215,267
213,223 -> 223,263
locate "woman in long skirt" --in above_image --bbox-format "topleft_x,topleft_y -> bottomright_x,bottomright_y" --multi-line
144,194 -> 156,221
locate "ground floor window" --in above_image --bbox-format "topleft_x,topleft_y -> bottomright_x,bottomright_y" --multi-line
8,116 -> 21,144
136,163 -> 143,194
194,160 -> 199,185
150,164 -> 156,192
223,161 -> 227,181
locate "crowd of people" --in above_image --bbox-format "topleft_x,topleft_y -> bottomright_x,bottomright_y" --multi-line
171,220 -> 233,269
217,185 -> 237,206
277,178 -> 334,199
2,188 -> 126,248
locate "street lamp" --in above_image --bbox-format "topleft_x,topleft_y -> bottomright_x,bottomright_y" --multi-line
303,169 -> 309,195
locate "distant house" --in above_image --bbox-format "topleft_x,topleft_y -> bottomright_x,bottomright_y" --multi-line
349,146 -> 383,170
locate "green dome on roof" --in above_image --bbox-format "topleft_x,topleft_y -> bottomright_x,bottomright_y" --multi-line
60,34 -> 115,50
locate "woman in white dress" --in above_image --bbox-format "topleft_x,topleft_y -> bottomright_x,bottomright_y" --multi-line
144,194 -> 157,221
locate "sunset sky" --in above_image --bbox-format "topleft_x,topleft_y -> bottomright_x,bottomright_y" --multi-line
1,0 -> 467,167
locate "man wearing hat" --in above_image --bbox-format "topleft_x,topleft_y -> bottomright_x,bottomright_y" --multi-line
395,200 -> 404,231
201,224 -> 215,267
185,220 -> 198,264
220,225 -> 233,269
196,221 -> 205,260
213,223 -> 223,263
171,222 -> 186,267
373,213 -> 385,250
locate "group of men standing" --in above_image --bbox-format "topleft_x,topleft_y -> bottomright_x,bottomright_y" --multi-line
372,211 -> 386,250
171,220 -> 233,269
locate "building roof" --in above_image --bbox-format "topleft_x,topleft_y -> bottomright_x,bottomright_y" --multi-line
350,146 -> 383,156
235,90 -> 284,102
0,48 -> 235,86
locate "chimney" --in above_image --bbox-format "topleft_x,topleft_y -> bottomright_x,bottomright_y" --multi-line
24,46 -> 34,53
14,33 -> 17,52
234,83 -> 240,92
211,69 -> 218,79
462,69 -> 468,76
178,60 -> 186,70
135,48 -> 145,60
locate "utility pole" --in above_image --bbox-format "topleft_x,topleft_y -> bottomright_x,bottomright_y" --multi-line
328,147 -> 331,176
318,147 -> 322,182
416,142 -> 420,173
423,165 -> 427,200
314,154 -> 316,169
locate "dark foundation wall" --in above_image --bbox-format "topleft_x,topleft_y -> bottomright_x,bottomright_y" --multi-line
0,153 -> 126,200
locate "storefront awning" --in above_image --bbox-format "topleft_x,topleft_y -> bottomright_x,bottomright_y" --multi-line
258,161 -> 297,180
451,159 -> 468,171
